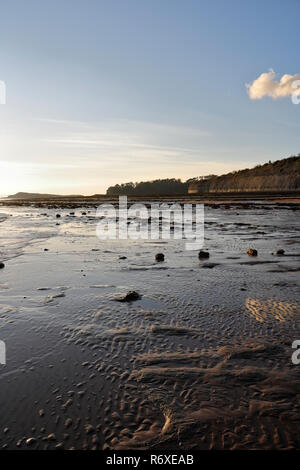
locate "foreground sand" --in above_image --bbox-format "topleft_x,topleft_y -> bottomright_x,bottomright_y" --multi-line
0,200 -> 299,450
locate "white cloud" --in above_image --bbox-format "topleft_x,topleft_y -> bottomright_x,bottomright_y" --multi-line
246,69 -> 300,100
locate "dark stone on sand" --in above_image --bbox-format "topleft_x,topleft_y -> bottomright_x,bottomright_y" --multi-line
276,249 -> 285,255
119,256 -> 127,260
198,250 -> 210,259
44,248 -> 49,251
56,214 -> 61,218
0,262 -> 5,269
116,291 -> 141,302
247,248 -> 258,256
155,253 -> 165,262
81,212 -> 87,215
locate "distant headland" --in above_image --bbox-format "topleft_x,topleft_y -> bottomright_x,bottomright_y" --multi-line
106,154 -> 300,196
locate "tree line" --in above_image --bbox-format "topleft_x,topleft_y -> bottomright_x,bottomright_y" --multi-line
106,178 -> 199,196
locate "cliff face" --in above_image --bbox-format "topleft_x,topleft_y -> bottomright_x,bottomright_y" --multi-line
189,156 -> 300,193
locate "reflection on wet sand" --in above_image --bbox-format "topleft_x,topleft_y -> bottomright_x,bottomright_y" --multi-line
246,298 -> 300,323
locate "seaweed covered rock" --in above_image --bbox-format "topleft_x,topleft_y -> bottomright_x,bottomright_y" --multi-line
116,291 -> 141,302
198,250 -> 210,259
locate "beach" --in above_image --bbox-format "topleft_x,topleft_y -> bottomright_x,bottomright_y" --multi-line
0,199 -> 299,450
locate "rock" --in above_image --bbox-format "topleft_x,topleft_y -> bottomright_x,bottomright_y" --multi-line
155,253 -> 165,262
56,214 -> 61,218
44,248 -> 49,251
119,256 -> 127,260
39,409 -> 44,417
0,262 -> 5,269
247,248 -> 258,256
117,291 -> 141,302
276,249 -> 285,255
81,212 -> 87,215
25,437 -> 37,446
198,250 -> 210,259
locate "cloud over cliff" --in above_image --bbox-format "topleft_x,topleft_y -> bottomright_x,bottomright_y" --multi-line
246,69 -> 300,100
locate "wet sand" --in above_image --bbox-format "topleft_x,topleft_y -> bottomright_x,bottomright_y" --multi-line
0,200 -> 299,450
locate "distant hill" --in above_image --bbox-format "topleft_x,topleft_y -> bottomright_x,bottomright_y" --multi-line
189,155 -> 300,194
4,192 -> 110,202
6,192 -> 84,199
7,192 -> 59,199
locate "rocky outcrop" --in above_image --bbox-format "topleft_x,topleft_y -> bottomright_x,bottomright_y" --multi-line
188,156 -> 300,194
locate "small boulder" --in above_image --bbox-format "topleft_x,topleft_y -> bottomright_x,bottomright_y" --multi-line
56,214 -> 61,218
276,249 -> 285,256
25,437 -> 37,446
247,248 -> 258,256
198,250 -> 210,259
117,291 -> 141,302
0,262 -> 5,269
155,253 -> 165,262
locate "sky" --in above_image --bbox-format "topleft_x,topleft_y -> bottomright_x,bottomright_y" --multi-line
0,0 -> 300,195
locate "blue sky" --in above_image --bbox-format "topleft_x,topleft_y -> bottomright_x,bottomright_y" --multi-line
0,0 -> 300,194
